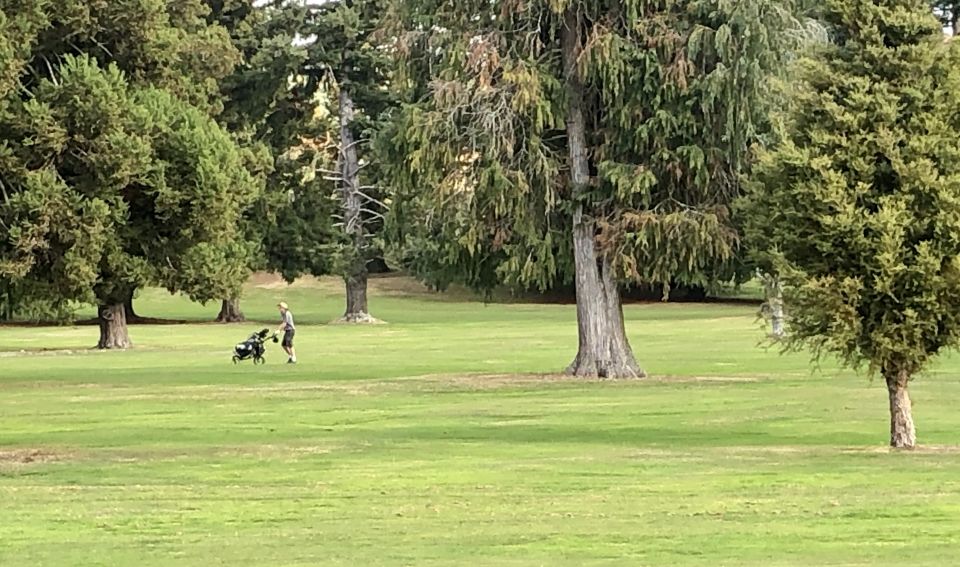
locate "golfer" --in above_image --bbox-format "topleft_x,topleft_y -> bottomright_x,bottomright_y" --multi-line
277,301 -> 296,364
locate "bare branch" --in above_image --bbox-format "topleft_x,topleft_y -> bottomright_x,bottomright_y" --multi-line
336,138 -> 370,155
359,208 -> 387,220
41,55 -> 59,84
356,190 -> 390,210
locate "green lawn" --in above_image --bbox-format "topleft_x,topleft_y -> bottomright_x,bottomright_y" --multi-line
2,276 -> 960,566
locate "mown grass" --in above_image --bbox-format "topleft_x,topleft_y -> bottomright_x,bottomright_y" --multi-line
2,275 -> 960,566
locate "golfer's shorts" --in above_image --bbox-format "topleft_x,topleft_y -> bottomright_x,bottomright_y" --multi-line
282,329 -> 295,348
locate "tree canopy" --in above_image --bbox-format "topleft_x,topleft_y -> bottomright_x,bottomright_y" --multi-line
264,0 -> 396,323
741,0 -> 960,447
382,0 -> 810,375
0,1 -> 259,346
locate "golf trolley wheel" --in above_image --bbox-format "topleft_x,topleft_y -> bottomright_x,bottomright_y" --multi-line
232,355 -> 239,364
254,356 -> 266,365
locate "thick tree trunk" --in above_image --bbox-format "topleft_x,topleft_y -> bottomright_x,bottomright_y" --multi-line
886,370 -> 916,449
97,303 -> 131,349
336,84 -> 378,324
216,298 -> 246,323
561,9 -> 643,379
342,272 -> 376,323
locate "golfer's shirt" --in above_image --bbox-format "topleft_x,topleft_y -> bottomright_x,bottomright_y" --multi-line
283,311 -> 295,331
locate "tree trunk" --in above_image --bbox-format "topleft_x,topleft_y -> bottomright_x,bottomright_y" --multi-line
216,298 -> 246,323
97,303 -> 132,349
0,285 -> 12,321
122,289 -> 144,323
342,272 -> 376,323
764,274 -> 785,338
886,370 -> 916,449
336,83 -> 378,324
561,9 -> 643,379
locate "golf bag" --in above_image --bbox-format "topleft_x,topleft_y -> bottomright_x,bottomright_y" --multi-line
232,328 -> 276,364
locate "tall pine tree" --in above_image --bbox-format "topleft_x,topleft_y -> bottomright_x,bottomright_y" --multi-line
206,0 -> 309,322
383,0 -> 808,376
742,0 -> 960,448
265,0 -> 394,324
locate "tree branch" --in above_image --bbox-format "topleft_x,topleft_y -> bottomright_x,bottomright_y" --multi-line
359,194 -> 389,211
359,208 -> 386,220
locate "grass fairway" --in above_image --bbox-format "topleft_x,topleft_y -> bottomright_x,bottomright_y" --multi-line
2,276 -> 960,566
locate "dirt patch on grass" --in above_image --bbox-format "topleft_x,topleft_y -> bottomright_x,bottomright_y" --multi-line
650,375 -> 763,383
842,445 -> 960,455
420,373 -> 583,390
80,318 -> 190,326
0,346 -> 164,357
0,347 -> 102,357
63,381 -> 398,403
0,449 -> 68,465
405,373 -> 763,392
249,272 -> 450,298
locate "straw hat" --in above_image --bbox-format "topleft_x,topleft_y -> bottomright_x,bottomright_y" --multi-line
278,301 -> 288,310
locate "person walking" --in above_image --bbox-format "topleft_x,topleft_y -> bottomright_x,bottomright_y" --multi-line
276,301 -> 296,364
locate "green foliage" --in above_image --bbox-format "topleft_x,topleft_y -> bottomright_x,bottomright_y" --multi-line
0,280 -> 77,323
741,0 -> 960,378
261,0 -> 396,284
383,0 -> 810,295
200,0 -> 312,299
13,0 -> 239,113
0,53 -> 258,307
208,0 -> 310,145
263,151 -> 339,282
0,1 -> 260,312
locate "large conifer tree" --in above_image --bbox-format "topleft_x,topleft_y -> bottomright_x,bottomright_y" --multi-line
383,0 -> 807,377
264,0 -> 394,324
206,0 -> 309,323
742,0 -> 960,448
0,1 -> 258,347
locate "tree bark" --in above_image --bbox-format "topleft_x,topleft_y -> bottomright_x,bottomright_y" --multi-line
98,303 -> 132,349
216,298 -> 246,323
561,9 -> 643,379
886,370 -> 917,449
342,272 -> 375,323
764,274 -> 785,338
0,285 -> 12,321
337,83 -> 378,324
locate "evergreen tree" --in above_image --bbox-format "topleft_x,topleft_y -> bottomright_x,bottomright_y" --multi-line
265,0 -> 394,324
383,0 -> 808,376
741,0 -> 960,448
206,0 -> 310,322
0,2 -> 259,347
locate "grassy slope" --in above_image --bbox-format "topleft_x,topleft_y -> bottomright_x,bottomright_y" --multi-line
2,276 -> 959,566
